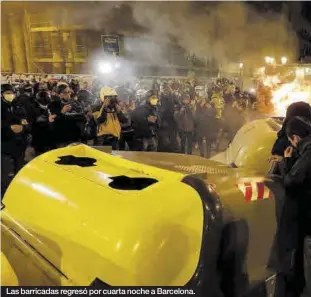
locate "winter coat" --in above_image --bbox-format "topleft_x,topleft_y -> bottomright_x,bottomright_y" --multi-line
268,136 -> 311,287
31,102 -> 53,152
48,99 -> 85,146
131,102 -> 160,138
174,104 -> 194,133
92,103 -> 127,139
159,95 -> 178,130
271,119 -> 291,157
284,135 -> 311,236
272,102 -> 311,156
1,99 -> 28,157
195,105 -> 218,140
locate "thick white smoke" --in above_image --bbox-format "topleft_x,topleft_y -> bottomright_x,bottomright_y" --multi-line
64,2 -> 298,69
130,2 -> 298,66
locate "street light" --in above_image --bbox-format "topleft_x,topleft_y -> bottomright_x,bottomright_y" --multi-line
99,62 -> 113,74
239,62 -> 244,89
281,56 -> 287,65
265,56 -> 271,64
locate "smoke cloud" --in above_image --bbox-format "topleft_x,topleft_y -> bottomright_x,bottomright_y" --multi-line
67,1 -> 298,70
130,1 -> 298,66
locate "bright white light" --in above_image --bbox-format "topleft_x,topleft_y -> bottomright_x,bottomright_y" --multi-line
296,68 -> 305,79
239,62 -> 244,69
265,56 -> 271,64
281,56 -> 287,65
31,183 -> 66,202
250,88 -> 256,93
99,62 -> 113,74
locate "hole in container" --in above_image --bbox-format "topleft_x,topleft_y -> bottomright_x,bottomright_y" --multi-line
55,155 -> 97,167
108,175 -> 158,190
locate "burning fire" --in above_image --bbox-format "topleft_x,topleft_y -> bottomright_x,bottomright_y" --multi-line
271,82 -> 311,116
259,66 -> 311,116
263,75 -> 281,87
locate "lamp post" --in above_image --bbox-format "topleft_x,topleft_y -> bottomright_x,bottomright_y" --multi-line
239,62 -> 244,89
281,56 -> 287,65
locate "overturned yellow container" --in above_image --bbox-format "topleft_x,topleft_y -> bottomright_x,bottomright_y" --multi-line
2,145 -> 203,286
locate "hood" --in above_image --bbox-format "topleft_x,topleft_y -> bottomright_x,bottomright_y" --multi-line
298,135 -> 311,155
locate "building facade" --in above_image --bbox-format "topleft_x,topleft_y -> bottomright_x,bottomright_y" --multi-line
283,2 -> 311,60
1,2 -> 218,76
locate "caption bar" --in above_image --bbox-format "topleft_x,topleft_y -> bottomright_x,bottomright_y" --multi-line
2,287 -> 197,297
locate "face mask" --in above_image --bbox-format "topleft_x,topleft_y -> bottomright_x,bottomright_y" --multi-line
150,98 -> 158,106
39,103 -> 48,110
3,94 -> 15,102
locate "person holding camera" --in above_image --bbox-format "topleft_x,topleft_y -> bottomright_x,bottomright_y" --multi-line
48,84 -> 85,148
91,87 -> 128,150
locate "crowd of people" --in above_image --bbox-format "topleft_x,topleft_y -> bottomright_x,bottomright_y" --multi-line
1,73 -> 311,296
1,74 -> 256,193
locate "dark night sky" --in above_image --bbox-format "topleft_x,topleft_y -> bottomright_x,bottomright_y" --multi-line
302,2 -> 311,22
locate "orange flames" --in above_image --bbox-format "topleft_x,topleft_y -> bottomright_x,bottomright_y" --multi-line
270,82 -> 311,116
260,68 -> 311,116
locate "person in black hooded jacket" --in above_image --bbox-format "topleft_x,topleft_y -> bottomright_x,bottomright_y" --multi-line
1,84 -> 29,195
284,116 -> 311,235
269,101 -> 311,176
48,84 -> 85,148
31,91 -> 53,155
270,106 -> 311,297
271,101 -> 311,157
131,90 -> 160,151
158,87 -> 178,152
283,116 -> 311,297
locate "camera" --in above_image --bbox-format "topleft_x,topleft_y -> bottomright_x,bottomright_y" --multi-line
105,97 -> 119,113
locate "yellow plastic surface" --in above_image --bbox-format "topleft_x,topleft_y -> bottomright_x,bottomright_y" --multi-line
2,145 -> 203,286
1,223 -> 73,286
1,251 -> 19,286
212,118 -> 279,173
233,119 -> 278,173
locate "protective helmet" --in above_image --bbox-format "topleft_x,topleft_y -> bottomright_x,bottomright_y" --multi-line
100,87 -> 117,100
136,88 -> 147,98
1,84 -> 15,95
